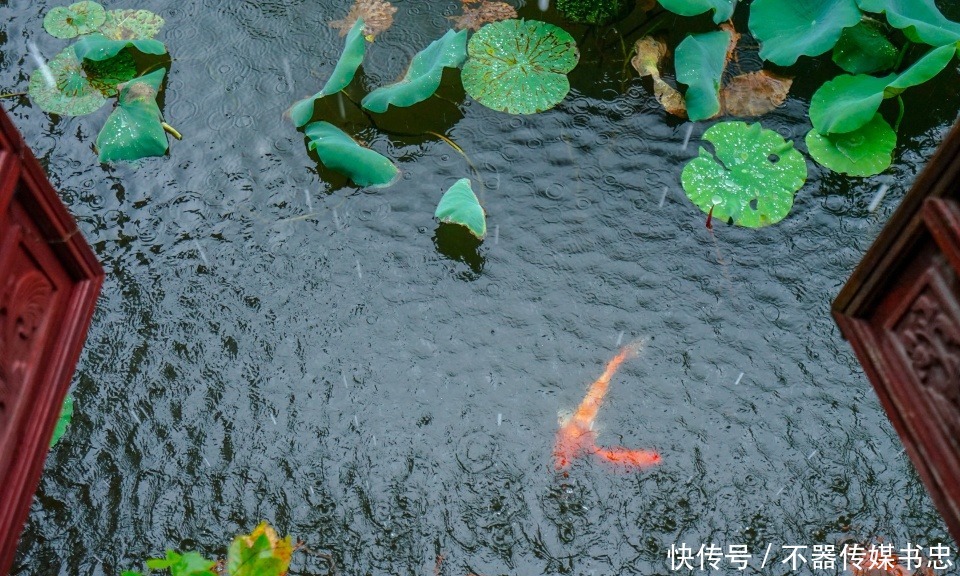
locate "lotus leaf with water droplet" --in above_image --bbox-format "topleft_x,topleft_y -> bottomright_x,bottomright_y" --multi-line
857,0 -> 960,46
681,122 -> 807,228
435,178 -> 486,239
28,47 -> 107,115
831,19 -> 899,74
96,69 -> 169,162
74,32 -> 166,63
806,113 -> 896,176
656,0 -> 735,24
362,29 -> 467,113
43,1 -> 106,39
461,19 -> 579,115
749,0 -> 862,66
98,9 -> 165,40
304,121 -> 400,188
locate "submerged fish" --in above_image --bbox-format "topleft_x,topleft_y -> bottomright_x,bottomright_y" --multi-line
553,340 -> 661,470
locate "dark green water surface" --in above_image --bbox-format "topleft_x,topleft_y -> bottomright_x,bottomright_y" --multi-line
4,0 -> 960,574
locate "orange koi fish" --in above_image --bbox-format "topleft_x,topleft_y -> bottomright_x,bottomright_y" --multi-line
553,340 -> 661,470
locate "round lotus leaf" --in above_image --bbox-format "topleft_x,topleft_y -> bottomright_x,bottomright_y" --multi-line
749,0 -> 861,66
806,113 -> 895,176
99,9 -> 165,40
43,1 -> 106,39
435,178 -> 486,239
681,122 -> 807,228
84,51 -> 137,96
28,47 -> 106,116
461,19 -> 579,115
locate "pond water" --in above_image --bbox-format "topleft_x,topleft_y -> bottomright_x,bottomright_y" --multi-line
4,0 -> 960,574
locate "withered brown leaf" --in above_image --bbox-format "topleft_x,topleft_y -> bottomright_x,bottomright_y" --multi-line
631,36 -> 687,118
329,0 -> 397,38
451,0 -> 517,31
720,70 -> 792,117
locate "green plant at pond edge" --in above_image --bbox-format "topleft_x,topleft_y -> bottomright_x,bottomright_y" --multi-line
657,0 -> 736,24
50,394 -> 74,447
361,28 -> 467,113
806,113 -> 896,176
556,0 -> 632,25
304,121 -> 400,188
435,178 -> 486,239
682,122 -> 807,228
96,69 -> 169,163
674,30 -> 730,121
461,19 -> 579,114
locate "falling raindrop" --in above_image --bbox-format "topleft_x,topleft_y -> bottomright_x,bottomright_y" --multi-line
659,186 -> 668,207
304,188 -> 313,212
681,124 -> 694,151
282,57 -> 294,92
538,0 -> 549,10
868,183 -> 890,213
27,41 -> 55,88
734,372 -> 744,386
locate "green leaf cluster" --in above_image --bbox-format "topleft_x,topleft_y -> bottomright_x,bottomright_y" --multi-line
556,0 -> 633,25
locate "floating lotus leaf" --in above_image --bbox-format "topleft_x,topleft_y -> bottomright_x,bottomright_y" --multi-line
556,0 -> 632,25
461,19 -> 579,115
330,0 -> 396,38
227,522 -> 293,576
451,0 -> 517,31
96,69 -> 169,162
810,43 -> 956,133
675,30 -> 730,121
50,394 -> 74,447
28,47 -> 106,116
720,70 -> 792,117
656,0 -> 735,24
146,551 -> 217,576
74,33 -> 166,63
43,1 -> 106,39
681,122 -> 807,228
289,18 -> 367,127
832,19 -> 899,74
435,178 -> 486,239
304,122 -> 400,188
806,113 -> 895,176
857,0 -> 960,46
98,9 -> 165,40
749,0 -> 862,66
84,51 -> 137,96
362,29 -> 467,113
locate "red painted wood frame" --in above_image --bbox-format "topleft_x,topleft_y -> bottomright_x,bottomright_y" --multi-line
834,116 -> 960,546
0,106 -> 104,574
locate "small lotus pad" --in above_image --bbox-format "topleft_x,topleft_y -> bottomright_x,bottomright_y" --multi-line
435,178 -> 486,239
43,1 -> 107,39
28,47 -> 107,116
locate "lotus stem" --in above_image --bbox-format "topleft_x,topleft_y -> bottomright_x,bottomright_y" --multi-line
0,92 -> 26,98
894,41 -> 912,70
162,122 -> 182,140
894,95 -> 905,133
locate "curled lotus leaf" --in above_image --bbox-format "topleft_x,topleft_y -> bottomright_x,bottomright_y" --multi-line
656,0 -> 735,24
681,122 -> 807,228
720,70 -> 792,117
832,19 -> 899,74
73,33 -> 167,63
451,0 -> 518,31
461,19 -> 579,115
806,113 -> 896,176
84,51 -> 137,97
289,18 -> 367,127
28,47 -> 106,116
330,0 -> 396,38
43,1 -> 106,39
675,30 -> 731,121
749,0 -> 862,66
435,178 -> 486,239
362,29 -> 468,113
96,69 -> 169,163
304,122 -> 400,188
857,0 -> 960,46
98,9 -> 165,40
50,394 -> 74,447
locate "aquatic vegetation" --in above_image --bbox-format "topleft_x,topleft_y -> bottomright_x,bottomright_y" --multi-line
719,70 -> 792,117
72,32 -> 166,61
806,113 -> 897,176
749,0 -> 862,66
859,0 -> 960,46
98,9 -> 166,40
329,0 -> 396,38
43,1 -> 106,39
555,0 -> 632,25
450,0 -> 517,31
461,19 -> 579,114
832,19 -> 900,74
304,122 -> 400,188
361,29 -> 468,113
682,122 -> 807,228
289,18 -> 367,127
657,0 -> 736,24
675,30 -> 731,121
630,36 -> 687,117
28,47 -> 109,115
435,178 -> 486,239
554,341 -> 661,470
49,394 -> 74,448
96,69 -> 170,163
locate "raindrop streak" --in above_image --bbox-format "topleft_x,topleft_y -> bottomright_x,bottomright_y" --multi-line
616,331 -> 624,346
354,415 -> 360,427
538,0 -> 549,10
659,186 -> 668,207
270,413 -> 277,425
342,373 -> 349,388
497,413 -> 502,426
807,449 -> 818,460
734,372 -> 744,386
304,188 -> 313,212
356,260 -> 362,279
372,434 -> 377,445
193,239 -> 210,266
309,485 -> 315,496
494,225 -> 499,244
868,183 -> 890,213
27,41 -> 55,88
203,456 -> 211,467
681,124 -> 694,151
333,208 -> 342,229
774,486 -> 785,497
282,57 -> 294,92
128,409 -> 141,424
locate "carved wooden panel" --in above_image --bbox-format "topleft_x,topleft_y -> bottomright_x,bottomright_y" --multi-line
835,117 -> 960,546
0,106 -> 103,575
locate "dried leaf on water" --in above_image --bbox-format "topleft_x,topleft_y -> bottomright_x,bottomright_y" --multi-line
720,70 -> 792,117
631,36 -> 688,118
330,0 -> 397,39
98,9 -> 165,40
451,0 -> 517,31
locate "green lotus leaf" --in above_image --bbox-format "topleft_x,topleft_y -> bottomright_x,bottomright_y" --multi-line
557,0 -> 633,25
146,551 -> 217,576
73,33 -> 166,63
362,29 -> 467,113
304,121 -> 400,188
43,1 -> 106,39
806,113 -> 895,176
811,44 -> 955,133
749,0 -> 862,65
681,122 -> 807,228
656,0 -> 735,24
28,47 -> 107,116
832,19 -> 899,74
675,30 -> 730,121
49,394 -> 74,447
461,19 -> 579,115
99,9 -> 165,40
857,0 -> 960,46
435,178 -> 486,239
96,69 -> 169,163
289,18 -> 367,127
227,524 -> 292,576
84,51 -> 137,96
